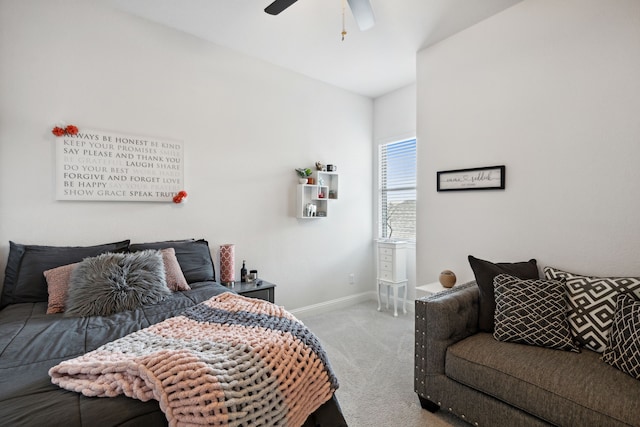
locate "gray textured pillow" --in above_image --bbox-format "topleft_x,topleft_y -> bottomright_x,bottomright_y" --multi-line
65,250 -> 170,317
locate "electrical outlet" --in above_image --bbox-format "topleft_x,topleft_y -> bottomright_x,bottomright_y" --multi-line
348,273 -> 355,285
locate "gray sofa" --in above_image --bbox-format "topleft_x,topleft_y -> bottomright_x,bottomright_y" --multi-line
414,281 -> 640,427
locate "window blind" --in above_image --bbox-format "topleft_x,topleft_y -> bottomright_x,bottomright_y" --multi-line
379,139 -> 416,240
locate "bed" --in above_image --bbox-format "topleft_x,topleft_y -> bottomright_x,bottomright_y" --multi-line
0,239 -> 346,427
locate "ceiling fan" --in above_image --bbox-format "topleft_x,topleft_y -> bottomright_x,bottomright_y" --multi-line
264,0 -> 376,31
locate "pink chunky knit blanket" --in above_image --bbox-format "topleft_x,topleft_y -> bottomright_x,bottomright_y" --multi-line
49,292 -> 338,427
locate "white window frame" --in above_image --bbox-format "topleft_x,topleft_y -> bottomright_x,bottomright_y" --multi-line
375,136 -> 417,242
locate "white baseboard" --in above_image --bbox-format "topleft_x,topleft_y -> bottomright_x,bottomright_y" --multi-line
289,291 -> 376,318
290,291 -> 417,318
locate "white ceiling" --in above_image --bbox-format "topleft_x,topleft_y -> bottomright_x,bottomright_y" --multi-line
107,0 -> 523,98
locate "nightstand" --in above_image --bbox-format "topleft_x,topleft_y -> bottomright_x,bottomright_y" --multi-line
233,280 -> 276,303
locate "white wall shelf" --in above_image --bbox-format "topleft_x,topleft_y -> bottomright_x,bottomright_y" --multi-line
313,171 -> 339,200
296,172 -> 338,219
296,184 -> 328,218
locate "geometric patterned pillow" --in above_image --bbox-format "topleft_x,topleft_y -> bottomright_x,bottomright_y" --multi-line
493,274 -> 579,352
564,277 -> 640,352
602,294 -> 640,380
544,266 -> 640,352
543,266 -> 574,281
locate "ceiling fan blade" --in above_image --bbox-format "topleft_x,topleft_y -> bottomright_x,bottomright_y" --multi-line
265,0 -> 299,15
347,0 -> 375,31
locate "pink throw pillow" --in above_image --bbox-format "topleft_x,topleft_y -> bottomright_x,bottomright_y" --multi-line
161,248 -> 190,291
43,262 -> 78,314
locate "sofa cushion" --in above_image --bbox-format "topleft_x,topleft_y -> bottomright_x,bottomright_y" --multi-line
468,256 -> 539,332
602,294 -> 640,380
544,266 -> 640,353
493,274 -> 578,352
446,333 -> 640,427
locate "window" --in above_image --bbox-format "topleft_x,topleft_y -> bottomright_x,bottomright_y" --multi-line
378,138 -> 417,241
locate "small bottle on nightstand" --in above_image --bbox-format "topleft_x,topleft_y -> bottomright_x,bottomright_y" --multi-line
240,260 -> 247,283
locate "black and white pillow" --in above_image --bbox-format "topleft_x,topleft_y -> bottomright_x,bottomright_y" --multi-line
493,274 -> 579,352
544,266 -> 640,352
602,294 -> 640,380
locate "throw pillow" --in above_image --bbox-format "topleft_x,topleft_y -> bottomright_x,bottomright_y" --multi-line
1,240 -> 130,308
493,274 -> 579,352
602,294 -> 640,380
43,249 -> 187,314
129,239 -> 215,283
468,256 -> 539,332
544,266 -> 640,353
65,250 -> 170,317
160,248 -> 190,291
43,262 -> 78,314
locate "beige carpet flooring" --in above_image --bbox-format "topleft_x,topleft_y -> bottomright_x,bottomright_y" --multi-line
299,300 -> 468,427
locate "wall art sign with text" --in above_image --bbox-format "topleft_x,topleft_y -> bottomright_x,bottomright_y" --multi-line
55,129 -> 184,202
437,165 -> 505,192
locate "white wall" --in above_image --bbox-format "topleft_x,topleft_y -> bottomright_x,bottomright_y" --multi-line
416,0 -> 640,285
372,84 -> 418,298
373,84 -> 417,146
0,0 -> 374,310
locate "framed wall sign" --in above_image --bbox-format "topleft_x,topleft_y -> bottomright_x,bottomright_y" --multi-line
437,165 -> 505,192
55,128 -> 184,202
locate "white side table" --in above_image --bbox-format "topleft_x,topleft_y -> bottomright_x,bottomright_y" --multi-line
416,281 -> 448,299
376,240 -> 408,317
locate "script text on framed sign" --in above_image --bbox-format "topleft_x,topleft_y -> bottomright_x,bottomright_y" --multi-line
437,165 -> 505,192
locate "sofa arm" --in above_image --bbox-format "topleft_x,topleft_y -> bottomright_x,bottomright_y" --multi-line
414,281 -> 479,378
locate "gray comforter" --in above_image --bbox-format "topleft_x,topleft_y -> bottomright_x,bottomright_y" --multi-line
0,282 -> 346,427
